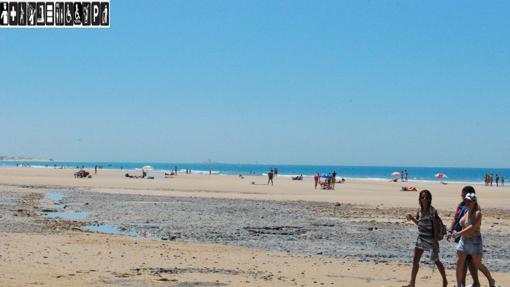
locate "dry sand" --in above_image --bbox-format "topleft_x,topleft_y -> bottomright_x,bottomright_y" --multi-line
1,167 -> 509,210
0,167 -> 509,286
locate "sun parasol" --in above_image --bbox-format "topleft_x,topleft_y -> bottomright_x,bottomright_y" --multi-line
435,173 -> 447,179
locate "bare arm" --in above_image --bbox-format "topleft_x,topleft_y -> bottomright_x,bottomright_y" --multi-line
432,213 -> 440,242
449,207 -> 458,232
406,213 -> 418,225
447,208 -> 458,241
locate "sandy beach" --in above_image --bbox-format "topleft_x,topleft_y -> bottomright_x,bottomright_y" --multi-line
1,166 -> 509,286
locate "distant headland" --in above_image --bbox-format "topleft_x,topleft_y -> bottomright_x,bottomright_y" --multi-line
0,156 -> 53,162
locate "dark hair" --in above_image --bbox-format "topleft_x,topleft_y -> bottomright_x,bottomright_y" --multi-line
419,189 -> 432,211
465,197 -> 480,212
462,186 -> 476,195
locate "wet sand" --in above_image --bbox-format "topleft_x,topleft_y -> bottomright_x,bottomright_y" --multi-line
1,167 -> 509,286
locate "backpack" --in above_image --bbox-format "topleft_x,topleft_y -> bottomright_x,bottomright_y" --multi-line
417,207 -> 447,241
435,212 -> 447,241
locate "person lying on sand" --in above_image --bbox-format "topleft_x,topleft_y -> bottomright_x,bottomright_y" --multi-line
125,173 -> 142,179
292,175 -> 303,181
401,186 -> 417,192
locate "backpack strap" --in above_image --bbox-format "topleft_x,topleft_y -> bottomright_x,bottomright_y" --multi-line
430,206 -> 437,218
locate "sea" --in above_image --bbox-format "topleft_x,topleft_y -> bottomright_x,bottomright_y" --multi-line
1,161 -> 508,184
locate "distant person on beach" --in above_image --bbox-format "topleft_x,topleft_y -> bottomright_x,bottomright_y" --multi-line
403,190 -> 447,287
94,165 -> 98,174
274,168 -> 278,177
495,175 -> 499,187
447,186 -> 495,287
401,170 -> 404,182
501,176 -> 505,186
451,191 -> 496,287
314,173 -> 319,189
404,170 -> 408,182
267,170 -> 274,185
332,171 -> 337,189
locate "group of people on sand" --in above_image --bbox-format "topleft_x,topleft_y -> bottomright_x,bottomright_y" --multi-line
484,174 -> 505,187
125,169 -> 147,179
403,186 -> 498,287
313,171 -> 342,190
391,169 -> 409,182
74,169 -> 92,178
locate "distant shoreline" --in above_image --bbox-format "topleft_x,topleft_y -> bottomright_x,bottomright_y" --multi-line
1,160 -> 508,170
0,162 -> 507,184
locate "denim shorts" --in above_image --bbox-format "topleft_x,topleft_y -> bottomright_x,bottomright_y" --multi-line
457,235 -> 483,256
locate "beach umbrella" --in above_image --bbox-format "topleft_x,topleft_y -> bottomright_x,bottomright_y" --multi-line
142,165 -> 153,171
435,173 -> 447,179
391,171 -> 401,177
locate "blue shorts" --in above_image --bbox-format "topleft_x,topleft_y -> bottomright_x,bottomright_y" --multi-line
457,235 -> 483,256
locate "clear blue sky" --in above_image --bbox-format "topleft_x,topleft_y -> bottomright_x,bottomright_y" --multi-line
1,1 -> 509,167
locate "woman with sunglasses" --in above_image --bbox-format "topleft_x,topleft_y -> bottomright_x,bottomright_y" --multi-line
403,190 -> 448,287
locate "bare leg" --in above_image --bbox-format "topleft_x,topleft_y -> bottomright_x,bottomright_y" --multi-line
466,256 -> 480,287
478,262 -> 496,286
403,248 -> 423,287
457,251 -> 468,287
472,255 -> 496,287
435,259 -> 448,287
